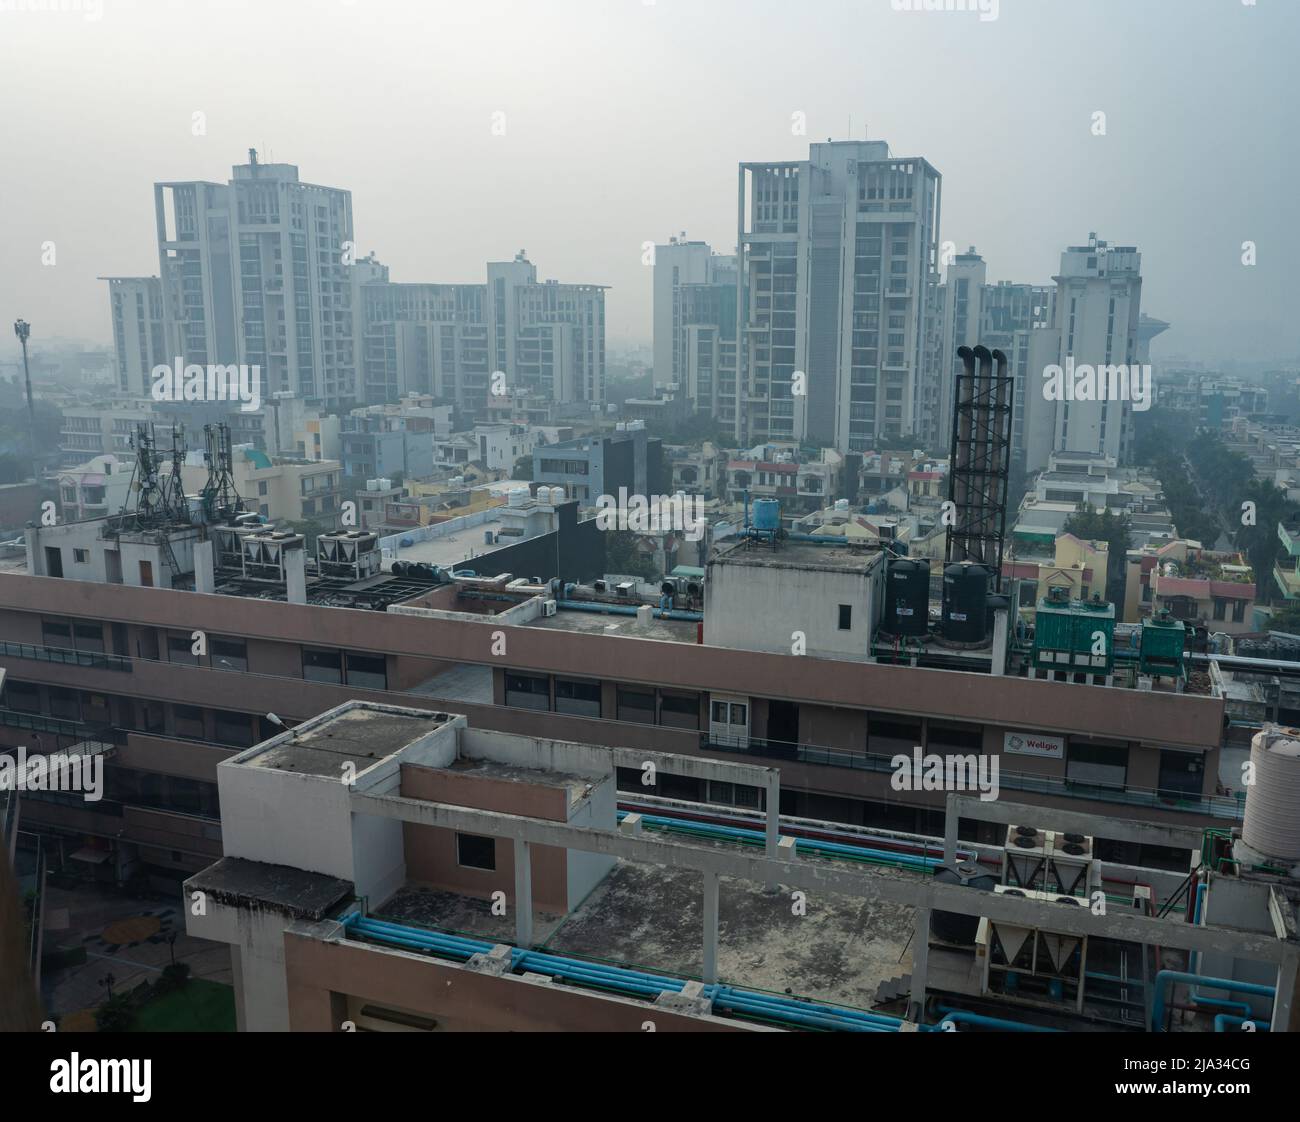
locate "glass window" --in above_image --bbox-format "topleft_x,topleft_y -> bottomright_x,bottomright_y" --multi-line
41,618 -> 72,649
1067,742 -> 1128,790
617,687 -> 656,724
554,677 -> 601,718
211,638 -> 248,672
505,672 -> 550,711
214,710 -> 254,747
838,604 -> 852,630
303,648 -> 343,683
173,705 -> 205,739
660,691 -> 700,730
167,634 -> 200,666
74,622 -> 104,653
456,833 -> 496,871
345,652 -> 387,691
730,703 -> 748,725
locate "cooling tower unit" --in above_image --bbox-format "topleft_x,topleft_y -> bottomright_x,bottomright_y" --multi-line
930,862 -> 998,945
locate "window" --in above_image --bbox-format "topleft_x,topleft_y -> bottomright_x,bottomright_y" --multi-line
554,677 -> 601,718
173,705 -> 205,739
303,648 -> 343,683
6,681 -> 41,714
167,634 -> 200,665
214,710 -> 254,747
659,691 -> 700,731
1067,742 -> 1128,790
456,833 -> 496,871
345,652 -> 387,690
73,549 -> 89,564
616,686 -> 656,724
211,637 -> 248,672
41,618 -> 73,649
838,604 -> 852,630
504,672 -> 550,711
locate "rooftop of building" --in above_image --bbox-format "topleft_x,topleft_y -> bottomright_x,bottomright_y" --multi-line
232,704 -> 454,778
709,537 -> 886,573
369,858 -> 916,1011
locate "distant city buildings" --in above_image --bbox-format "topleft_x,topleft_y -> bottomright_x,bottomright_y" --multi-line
360,251 -> 607,416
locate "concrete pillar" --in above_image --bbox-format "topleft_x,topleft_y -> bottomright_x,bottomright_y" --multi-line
910,906 -> 931,1021
764,774 -> 780,891
1272,947 -> 1299,1032
285,545 -> 306,605
702,870 -> 719,985
991,608 -> 1009,676
514,840 -> 533,948
943,791 -> 959,866
194,539 -> 215,595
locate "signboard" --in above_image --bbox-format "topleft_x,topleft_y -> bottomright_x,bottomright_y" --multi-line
1003,730 -> 1065,759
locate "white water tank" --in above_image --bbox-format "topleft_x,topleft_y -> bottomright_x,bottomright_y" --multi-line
367,479 -> 380,491
1241,726 -> 1300,865
616,422 -> 627,432
550,486 -> 565,505
508,487 -> 529,507
835,498 -> 850,512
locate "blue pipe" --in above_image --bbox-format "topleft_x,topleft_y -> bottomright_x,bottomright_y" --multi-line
557,599 -> 703,623
934,1007 -> 1059,1033
1152,971 -> 1276,1032
619,810 -> 941,870
342,911 -> 917,1032
1188,884 -> 1254,1019
1214,1014 -> 1269,1033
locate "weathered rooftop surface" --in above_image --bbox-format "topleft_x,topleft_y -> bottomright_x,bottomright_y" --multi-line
241,705 -> 451,777
711,538 -> 885,572
187,857 -> 353,920
378,859 -> 917,1009
523,609 -> 701,642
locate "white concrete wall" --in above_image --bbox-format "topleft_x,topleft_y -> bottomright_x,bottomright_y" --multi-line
705,558 -> 880,661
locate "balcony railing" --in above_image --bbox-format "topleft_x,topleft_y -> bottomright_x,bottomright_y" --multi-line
0,642 -> 132,673
700,736 -> 1244,821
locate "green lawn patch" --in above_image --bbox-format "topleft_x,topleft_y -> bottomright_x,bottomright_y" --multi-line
131,979 -> 236,1033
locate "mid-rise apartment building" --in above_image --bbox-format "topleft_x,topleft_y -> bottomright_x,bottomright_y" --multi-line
360,252 -> 606,416
101,276 -> 166,396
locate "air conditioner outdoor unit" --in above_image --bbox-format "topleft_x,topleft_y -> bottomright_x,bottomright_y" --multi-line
542,599 -> 557,617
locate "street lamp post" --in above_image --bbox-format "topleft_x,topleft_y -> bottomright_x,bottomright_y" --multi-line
12,319 -> 37,482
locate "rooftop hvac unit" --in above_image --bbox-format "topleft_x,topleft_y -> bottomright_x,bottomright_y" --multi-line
316,529 -> 380,581
542,599 -> 557,617
977,885 -> 1088,1012
593,580 -> 607,593
1044,831 -> 1095,897
615,582 -> 635,597
1002,825 -> 1048,889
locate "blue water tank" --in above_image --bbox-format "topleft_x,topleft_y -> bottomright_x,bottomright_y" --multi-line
752,499 -> 780,531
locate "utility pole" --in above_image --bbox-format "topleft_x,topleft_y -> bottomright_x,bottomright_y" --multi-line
12,319 -> 37,482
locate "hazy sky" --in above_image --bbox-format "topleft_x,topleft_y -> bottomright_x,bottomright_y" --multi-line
2,0 -> 1296,365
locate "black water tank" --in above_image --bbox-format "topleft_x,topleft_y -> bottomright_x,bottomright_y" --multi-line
942,562 -> 989,643
884,558 -> 930,636
930,862 -> 998,944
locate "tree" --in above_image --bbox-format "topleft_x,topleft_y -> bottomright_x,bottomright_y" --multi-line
604,530 -> 659,580
1063,504 -> 1132,605
512,454 -> 534,481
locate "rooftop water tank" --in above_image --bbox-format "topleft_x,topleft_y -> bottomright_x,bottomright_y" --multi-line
508,487 -> 529,507
930,863 -> 997,944
550,486 -> 566,505
1240,726 -> 1300,867
835,499 -> 850,512
942,562 -> 989,643
884,558 -> 930,637
752,499 -> 780,532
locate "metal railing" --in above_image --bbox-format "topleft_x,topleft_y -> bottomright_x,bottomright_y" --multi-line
700,735 -> 1245,821
0,641 -> 132,673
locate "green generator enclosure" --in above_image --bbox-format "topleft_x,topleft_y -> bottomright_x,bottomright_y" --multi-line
1033,590 -> 1116,677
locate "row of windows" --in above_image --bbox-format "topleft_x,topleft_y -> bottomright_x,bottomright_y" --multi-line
503,674 -> 700,729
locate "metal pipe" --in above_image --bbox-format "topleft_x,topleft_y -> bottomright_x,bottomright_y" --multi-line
1152,971 -> 1276,1032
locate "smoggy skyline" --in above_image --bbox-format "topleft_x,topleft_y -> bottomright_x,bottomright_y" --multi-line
1,0 -> 1296,365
